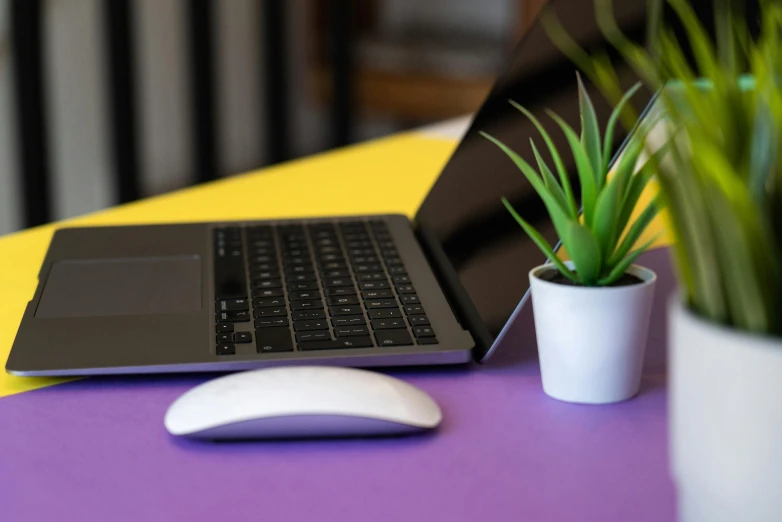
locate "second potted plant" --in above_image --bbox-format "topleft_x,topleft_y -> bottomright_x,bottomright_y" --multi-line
481,78 -> 666,404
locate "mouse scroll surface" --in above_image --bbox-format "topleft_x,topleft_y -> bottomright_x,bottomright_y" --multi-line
35,256 -> 202,318
164,367 -> 443,440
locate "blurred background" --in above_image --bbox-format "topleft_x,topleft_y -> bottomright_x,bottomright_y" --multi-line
0,0 -> 547,235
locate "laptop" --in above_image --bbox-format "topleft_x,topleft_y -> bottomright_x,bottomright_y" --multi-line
6,0 -> 656,376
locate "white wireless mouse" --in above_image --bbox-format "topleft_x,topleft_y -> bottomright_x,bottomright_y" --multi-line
164,366 -> 442,440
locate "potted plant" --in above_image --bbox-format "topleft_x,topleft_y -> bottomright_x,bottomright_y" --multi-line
480,78 -> 666,404
554,0 -> 782,519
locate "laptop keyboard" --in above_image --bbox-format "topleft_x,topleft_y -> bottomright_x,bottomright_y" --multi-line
212,220 -> 438,356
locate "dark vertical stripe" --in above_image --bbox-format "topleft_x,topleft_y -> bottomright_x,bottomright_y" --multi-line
262,0 -> 290,164
187,0 -> 219,183
331,0 -> 354,148
104,0 -> 141,203
10,0 -> 51,227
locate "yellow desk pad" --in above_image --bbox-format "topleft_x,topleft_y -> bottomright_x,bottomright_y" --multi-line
0,132 -> 670,398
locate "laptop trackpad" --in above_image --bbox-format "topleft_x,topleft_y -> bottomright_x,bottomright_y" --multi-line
35,256 -> 202,318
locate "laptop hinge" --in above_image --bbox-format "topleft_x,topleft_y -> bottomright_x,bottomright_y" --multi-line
413,222 -> 493,362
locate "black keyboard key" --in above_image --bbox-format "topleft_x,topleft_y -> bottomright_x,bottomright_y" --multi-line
396,284 -> 416,294
255,317 -> 289,328
256,328 -> 294,353
248,239 -> 273,248
296,331 -> 331,343
417,337 -> 439,345
346,240 -> 372,248
358,273 -> 387,282
332,315 -> 366,327
290,300 -> 322,311
250,262 -> 277,272
368,309 -> 402,319
324,278 -> 353,288
321,269 -> 351,278
360,281 -> 390,290
252,270 -> 280,280
375,329 -> 413,347
216,323 -> 234,333
326,287 -> 356,296
253,297 -> 285,308
282,255 -> 310,264
288,290 -> 321,300
401,295 -> 421,305
292,310 -> 326,320
413,326 -> 436,338
335,325 -> 369,337
234,332 -> 253,343
317,246 -> 341,255
365,298 -> 397,309
287,273 -> 317,283
293,320 -> 330,331
327,295 -> 359,306
216,311 -> 251,322
217,333 -> 233,343
384,257 -> 403,266
388,266 -> 407,275
319,254 -> 344,263
319,261 -> 348,271
249,255 -> 275,264
362,289 -> 394,299
253,279 -> 282,289
404,305 -> 424,315
381,249 -> 398,258
349,248 -> 374,257
285,249 -> 308,257
213,253 -> 247,298
408,315 -> 430,326
299,336 -> 373,351
284,265 -> 314,275
392,275 -> 411,284
371,318 -> 406,329
287,282 -> 317,292
216,298 -> 250,312
253,307 -> 288,318
354,264 -> 383,273
330,305 -> 363,316
252,288 -> 284,298
352,256 -> 379,264
250,247 -> 275,256
216,343 -> 235,355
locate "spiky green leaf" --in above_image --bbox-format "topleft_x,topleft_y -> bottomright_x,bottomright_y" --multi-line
597,235 -> 658,286
480,132 -> 572,243
547,111 -> 599,228
562,222 -> 602,285
509,100 -> 579,218
577,73 -> 603,185
502,198 -> 579,282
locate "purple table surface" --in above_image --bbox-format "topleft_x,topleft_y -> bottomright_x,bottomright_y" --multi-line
0,249 -> 676,522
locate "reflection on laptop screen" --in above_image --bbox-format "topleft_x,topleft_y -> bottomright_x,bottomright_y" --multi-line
416,0 -> 738,339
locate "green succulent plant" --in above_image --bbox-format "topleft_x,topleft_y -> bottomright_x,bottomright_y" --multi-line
480,78 -> 666,287
545,0 -> 782,334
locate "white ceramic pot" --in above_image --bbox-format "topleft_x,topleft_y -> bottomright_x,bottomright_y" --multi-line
529,262 -> 656,404
669,299 -> 782,522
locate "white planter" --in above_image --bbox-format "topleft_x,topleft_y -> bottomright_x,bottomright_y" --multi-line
669,300 -> 782,522
529,262 -> 656,404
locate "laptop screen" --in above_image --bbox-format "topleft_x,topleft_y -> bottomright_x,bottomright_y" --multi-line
415,0 -> 654,342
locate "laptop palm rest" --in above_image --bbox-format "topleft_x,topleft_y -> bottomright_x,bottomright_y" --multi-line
35,256 -> 202,318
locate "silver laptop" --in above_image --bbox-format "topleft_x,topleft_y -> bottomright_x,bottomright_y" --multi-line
6,0 -> 654,376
